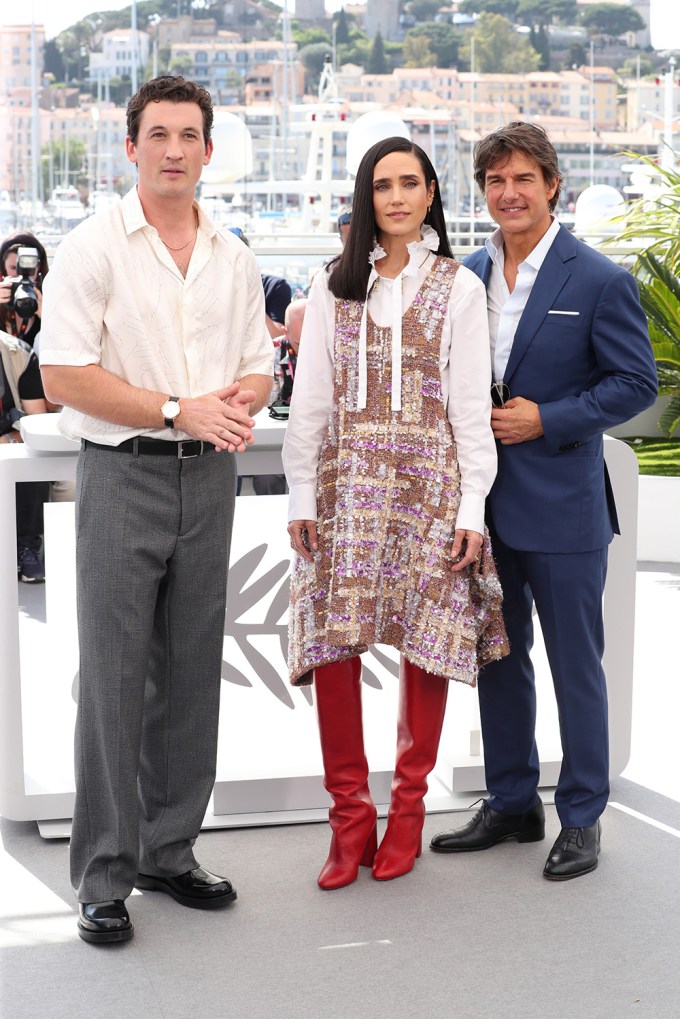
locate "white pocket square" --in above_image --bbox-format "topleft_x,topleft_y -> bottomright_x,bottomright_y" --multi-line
548,310 -> 580,316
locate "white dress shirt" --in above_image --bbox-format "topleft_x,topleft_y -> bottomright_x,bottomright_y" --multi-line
282,228 -> 497,535
39,186 -> 273,444
486,217 -> 560,382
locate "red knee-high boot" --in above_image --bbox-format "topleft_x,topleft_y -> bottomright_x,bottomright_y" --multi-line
315,657 -> 378,890
372,658 -> 449,881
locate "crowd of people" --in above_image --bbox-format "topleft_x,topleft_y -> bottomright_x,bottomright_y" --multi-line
2,74 -> 658,945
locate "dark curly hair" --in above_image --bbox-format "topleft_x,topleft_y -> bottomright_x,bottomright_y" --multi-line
473,122 -> 564,213
126,75 -> 214,146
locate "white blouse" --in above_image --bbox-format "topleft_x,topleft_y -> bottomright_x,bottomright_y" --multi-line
282,227 -> 497,535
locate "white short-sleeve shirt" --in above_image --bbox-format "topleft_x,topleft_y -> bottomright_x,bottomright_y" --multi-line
39,187 -> 273,444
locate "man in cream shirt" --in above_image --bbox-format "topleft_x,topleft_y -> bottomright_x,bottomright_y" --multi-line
40,76 -> 272,943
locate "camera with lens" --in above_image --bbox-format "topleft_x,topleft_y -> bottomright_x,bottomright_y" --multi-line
5,247 -> 41,320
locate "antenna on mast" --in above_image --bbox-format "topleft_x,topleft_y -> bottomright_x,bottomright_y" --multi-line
318,56 -> 338,102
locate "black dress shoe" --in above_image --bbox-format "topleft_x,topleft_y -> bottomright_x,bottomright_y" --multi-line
543,821 -> 601,881
135,866 -> 237,909
430,798 -> 546,852
77,900 -> 134,944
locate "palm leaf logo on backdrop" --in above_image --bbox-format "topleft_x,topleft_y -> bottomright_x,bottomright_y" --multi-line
222,545 -> 398,708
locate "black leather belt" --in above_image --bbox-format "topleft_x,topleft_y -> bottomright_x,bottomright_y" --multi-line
82,437 -> 216,459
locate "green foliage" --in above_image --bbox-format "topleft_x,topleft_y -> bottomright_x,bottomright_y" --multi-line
403,34 -> 437,69
337,29 -> 372,69
618,54 -> 657,79
621,438 -> 680,476
367,30 -> 388,74
168,54 -> 193,76
530,23 -> 550,70
461,13 -> 541,73
516,0 -> 577,25
579,3 -> 645,37
408,0 -> 444,20
608,153 -> 680,436
41,138 -> 87,195
564,42 -> 587,68
293,27 -> 332,49
459,0 -> 519,16
334,9 -> 351,47
299,42 -> 331,88
44,39 -> 65,80
406,22 -> 461,68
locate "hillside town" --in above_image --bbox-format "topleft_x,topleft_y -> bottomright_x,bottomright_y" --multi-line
0,0 -> 678,232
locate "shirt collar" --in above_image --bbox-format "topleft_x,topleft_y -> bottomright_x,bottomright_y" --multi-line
367,223 -> 440,283
485,217 -> 560,273
121,185 -> 215,239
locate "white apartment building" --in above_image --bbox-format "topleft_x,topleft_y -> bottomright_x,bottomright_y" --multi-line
170,37 -> 299,105
0,22 -> 44,95
623,75 -> 680,133
89,28 -> 151,82
340,67 -> 619,131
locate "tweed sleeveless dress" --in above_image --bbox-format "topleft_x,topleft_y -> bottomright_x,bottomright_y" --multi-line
288,256 -> 508,686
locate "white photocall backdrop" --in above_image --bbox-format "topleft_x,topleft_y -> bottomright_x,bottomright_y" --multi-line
2,432 -> 639,833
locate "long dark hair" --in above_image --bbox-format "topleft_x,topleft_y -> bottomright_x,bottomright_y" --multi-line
328,136 -> 452,301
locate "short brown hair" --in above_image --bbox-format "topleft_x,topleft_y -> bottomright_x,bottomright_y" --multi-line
126,75 -> 214,146
473,122 -> 564,213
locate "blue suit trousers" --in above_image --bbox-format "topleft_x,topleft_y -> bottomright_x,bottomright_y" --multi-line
479,529 -> 610,828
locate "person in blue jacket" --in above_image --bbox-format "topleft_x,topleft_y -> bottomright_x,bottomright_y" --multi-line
431,122 -> 658,880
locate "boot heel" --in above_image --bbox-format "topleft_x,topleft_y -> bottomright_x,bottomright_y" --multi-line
415,836 -> 422,859
518,826 -> 545,844
360,823 -> 378,867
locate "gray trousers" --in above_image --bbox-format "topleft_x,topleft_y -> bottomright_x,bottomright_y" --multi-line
70,443 -> 236,902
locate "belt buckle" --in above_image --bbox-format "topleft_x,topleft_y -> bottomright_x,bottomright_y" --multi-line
177,440 -> 202,459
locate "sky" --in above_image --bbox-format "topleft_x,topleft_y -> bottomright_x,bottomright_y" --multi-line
1,1 -> 344,44
3,0 -> 678,48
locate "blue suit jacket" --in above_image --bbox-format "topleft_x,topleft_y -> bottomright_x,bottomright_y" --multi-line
465,225 -> 658,553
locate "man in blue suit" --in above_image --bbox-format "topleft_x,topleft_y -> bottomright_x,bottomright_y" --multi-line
431,123 -> 657,879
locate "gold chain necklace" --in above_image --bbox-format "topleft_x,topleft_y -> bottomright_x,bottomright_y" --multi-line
158,212 -> 198,251
160,226 -> 197,251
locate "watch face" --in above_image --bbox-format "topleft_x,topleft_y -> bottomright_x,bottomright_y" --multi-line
161,399 -> 180,419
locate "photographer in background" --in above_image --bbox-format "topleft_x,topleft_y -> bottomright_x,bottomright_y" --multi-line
0,232 -> 49,348
0,328 -> 50,581
1,232 -> 52,582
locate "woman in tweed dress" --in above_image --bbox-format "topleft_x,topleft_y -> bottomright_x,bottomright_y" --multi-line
283,137 -> 508,888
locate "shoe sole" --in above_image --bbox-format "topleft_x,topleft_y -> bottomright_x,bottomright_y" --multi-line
19,575 -> 45,583
430,828 -> 545,853
134,875 -> 237,909
77,921 -> 134,943
543,859 -> 599,881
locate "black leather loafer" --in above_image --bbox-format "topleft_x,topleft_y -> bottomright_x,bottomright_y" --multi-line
77,900 -> 134,944
543,821 -> 601,880
135,866 -> 237,909
430,798 -> 546,852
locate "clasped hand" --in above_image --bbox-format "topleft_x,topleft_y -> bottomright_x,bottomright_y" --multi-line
491,396 -> 544,445
178,382 -> 256,453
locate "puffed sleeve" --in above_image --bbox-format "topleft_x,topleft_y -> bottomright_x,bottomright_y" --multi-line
282,269 -> 335,522
443,265 -> 497,534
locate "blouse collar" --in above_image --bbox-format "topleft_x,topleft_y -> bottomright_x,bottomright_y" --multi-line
357,224 -> 440,413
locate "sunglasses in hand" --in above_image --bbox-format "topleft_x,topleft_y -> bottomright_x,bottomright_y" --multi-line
490,381 -> 510,408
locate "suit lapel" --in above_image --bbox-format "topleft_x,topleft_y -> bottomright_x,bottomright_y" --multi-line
504,225 -> 577,384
